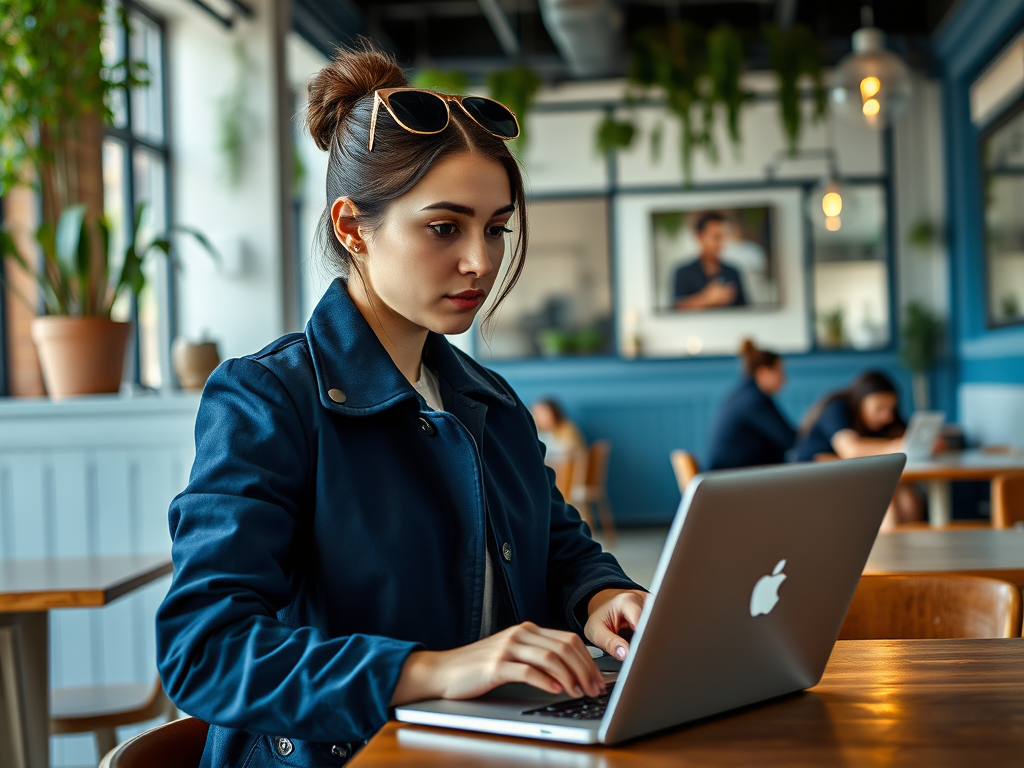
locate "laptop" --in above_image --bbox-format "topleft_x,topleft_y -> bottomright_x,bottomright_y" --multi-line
395,454 -> 906,745
902,411 -> 945,462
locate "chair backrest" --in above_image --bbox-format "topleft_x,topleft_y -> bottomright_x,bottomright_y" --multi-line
550,454 -> 578,500
838,574 -> 1023,640
100,717 -> 209,768
669,450 -> 699,493
583,440 -> 611,490
992,471 -> 1024,529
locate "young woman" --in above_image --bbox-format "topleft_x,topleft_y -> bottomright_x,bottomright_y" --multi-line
705,340 -> 795,470
530,397 -> 586,465
795,370 -> 923,527
156,46 -> 645,767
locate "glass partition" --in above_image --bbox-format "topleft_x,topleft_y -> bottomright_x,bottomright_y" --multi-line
982,99 -> 1024,328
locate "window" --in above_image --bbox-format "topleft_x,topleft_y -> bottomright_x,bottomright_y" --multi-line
102,1 -> 171,387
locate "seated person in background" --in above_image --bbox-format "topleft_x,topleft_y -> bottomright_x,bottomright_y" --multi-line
706,339 -> 796,470
673,211 -> 748,310
531,398 -> 587,464
795,370 -> 923,528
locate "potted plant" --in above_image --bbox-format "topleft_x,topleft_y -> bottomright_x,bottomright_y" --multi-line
900,301 -> 942,410
819,307 -> 845,349
0,204 -> 217,399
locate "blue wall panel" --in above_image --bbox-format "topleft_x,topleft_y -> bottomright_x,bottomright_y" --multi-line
491,353 -> 912,524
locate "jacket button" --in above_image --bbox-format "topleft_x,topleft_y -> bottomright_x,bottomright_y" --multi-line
331,744 -> 349,760
328,388 -> 347,404
419,417 -> 436,436
501,542 -> 512,562
275,737 -> 294,756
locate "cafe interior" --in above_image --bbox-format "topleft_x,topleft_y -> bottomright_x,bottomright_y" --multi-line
1,0 -> 1024,766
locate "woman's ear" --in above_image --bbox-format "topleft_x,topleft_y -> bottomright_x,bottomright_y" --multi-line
330,197 -> 366,256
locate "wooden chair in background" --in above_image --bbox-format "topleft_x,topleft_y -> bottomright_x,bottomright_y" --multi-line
99,716 -> 209,768
570,440 -> 617,547
0,627 -> 27,768
669,450 -> 699,494
52,676 -> 176,762
551,449 -> 594,532
838,574 -> 1022,640
992,471 -> 1024,529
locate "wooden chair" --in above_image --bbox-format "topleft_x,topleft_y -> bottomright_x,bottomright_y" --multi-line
571,441 -> 617,546
838,574 -> 1022,640
669,450 -> 699,493
0,627 -> 27,768
52,676 -> 176,762
992,470 -> 1024,529
99,716 -> 209,768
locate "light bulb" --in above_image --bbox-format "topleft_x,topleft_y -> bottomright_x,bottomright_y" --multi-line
862,98 -> 881,116
822,191 -> 843,218
859,76 -> 881,98
825,216 -> 842,231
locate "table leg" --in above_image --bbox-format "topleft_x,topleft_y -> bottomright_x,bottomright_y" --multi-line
0,613 -> 49,768
927,479 -> 953,526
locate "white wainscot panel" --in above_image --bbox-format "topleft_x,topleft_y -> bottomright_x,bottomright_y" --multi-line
520,110 -> 609,195
0,393 -> 199,766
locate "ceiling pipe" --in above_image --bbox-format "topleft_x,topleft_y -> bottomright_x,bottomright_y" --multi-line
538,0 -> 623,78
477,0 -> 522,57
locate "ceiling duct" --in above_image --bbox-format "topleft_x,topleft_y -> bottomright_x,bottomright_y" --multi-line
538,0 -> 623,78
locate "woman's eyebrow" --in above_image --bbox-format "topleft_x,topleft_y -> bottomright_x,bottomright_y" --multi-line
419,202 -> 516,217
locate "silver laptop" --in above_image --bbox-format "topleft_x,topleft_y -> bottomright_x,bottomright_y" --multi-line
395,454 -> 906,745
902,411 -> 945,462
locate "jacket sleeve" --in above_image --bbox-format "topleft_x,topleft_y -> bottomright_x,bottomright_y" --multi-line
156,358 -> 421,743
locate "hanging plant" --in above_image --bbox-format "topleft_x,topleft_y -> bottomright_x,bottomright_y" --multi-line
763,23 -> 827,155
216,40 -> 250,188
487,65 -> 542,150
596,22 -> 749,183
412,67 -> 471,95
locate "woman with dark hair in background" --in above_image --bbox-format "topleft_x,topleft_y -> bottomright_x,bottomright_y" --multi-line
531,397 -> 587,464
795,370 -> 923,528
705,339 -> 795,470
155,44 -> 645,768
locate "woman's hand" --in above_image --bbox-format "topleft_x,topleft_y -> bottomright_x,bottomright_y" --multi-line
391,622 -> 605,707
584,589 -> 648,661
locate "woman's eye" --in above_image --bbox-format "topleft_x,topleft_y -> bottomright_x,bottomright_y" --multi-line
488,225 -> 513,237
429,223 -> 458,236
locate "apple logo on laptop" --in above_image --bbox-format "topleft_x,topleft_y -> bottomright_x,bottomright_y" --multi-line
750,559 -> 787,617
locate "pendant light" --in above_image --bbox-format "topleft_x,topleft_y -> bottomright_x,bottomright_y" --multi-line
829,6 -> 912,129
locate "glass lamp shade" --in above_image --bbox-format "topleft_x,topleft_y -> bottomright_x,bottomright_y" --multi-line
829,28 -> 912,129
808,178 -> 858,232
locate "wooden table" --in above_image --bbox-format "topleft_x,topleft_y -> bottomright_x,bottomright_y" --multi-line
0,553 -> 173,768
902,449 -> 1024,525
354,639 -> 1024,767
865,528 -> 1024,590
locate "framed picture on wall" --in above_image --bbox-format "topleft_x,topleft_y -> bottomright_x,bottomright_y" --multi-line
651,206 -> 779,313
615,188 -> 811,358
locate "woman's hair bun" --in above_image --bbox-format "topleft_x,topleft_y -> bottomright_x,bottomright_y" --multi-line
739,338 -> 758,358
306,43 -> 408,151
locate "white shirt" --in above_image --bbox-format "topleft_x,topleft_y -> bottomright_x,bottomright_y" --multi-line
414,363 -> 497,639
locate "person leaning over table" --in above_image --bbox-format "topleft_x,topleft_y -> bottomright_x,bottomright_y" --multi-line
154,45 -> 646,768
794,370 -> 923,529
705,339 -> 796,470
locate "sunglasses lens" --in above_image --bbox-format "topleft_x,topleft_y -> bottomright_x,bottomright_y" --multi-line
461,97 -> 519,139
386,91 -> 449,133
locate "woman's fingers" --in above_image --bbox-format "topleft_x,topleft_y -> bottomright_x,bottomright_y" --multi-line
499,661 -> 563,696
507,639 -> 589,698
518,627 -> 604,697
588,621 -> 630,661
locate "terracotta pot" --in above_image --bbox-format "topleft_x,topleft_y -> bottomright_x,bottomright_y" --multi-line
172,338 -> 221,391
31,317 -> 130,400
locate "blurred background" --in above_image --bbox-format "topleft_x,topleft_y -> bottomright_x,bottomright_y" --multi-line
1,0 -> 1023,765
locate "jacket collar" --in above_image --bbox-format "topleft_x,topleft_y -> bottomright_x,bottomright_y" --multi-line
305,279 -> 515,416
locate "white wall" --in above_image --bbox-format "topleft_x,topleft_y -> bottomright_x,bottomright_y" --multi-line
145,0 -> 291,362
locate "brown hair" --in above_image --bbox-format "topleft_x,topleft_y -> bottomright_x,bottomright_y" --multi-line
739,338 -> 781,378
799,370 -> 903,437
304,41 -> 528,324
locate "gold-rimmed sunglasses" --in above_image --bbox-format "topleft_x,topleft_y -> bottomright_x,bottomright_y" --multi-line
368,88 -> 520,152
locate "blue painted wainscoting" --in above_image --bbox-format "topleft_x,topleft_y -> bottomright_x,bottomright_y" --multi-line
491,353 -> 912,525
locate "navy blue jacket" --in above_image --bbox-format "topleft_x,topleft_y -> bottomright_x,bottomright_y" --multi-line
673,258 -> 748,306
706,379 -> 796,470
155,280 -> 640,767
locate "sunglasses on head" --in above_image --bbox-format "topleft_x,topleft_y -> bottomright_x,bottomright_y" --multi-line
368,88 -> 520,152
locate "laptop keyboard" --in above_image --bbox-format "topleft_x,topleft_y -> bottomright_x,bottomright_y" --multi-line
522,685 -> 615,721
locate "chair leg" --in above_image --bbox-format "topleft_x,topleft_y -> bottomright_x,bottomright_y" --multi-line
0,628 -> 28,768
95,727 -> 119,763
595,496 -> 617,549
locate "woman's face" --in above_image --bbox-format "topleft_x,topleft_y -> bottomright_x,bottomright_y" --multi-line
531,403 -> 556,432
859,392 -> 898,433
352,151 -> 514,336
754,360 -> 786,395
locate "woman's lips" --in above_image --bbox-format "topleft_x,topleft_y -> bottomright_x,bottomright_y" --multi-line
447,291 -> 484,309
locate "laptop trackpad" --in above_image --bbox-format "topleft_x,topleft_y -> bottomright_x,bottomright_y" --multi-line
478,654 -> 622,704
